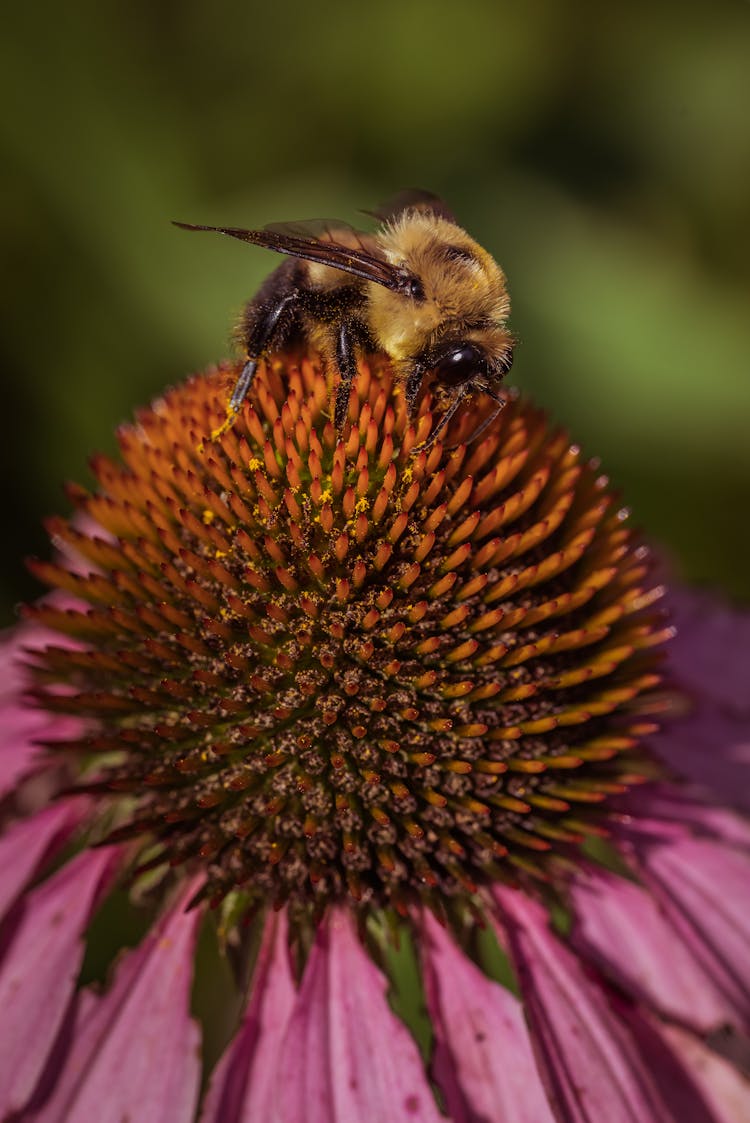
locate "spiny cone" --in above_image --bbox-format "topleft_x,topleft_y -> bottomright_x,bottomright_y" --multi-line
26,352 -> 670,914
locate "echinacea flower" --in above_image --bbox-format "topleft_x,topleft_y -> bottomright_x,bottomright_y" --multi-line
2,351 -> 748,1121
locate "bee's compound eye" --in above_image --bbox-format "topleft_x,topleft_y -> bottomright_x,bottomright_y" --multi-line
406,276 -> 424,300
434,344 -> 483,387
398,270 -> 424,300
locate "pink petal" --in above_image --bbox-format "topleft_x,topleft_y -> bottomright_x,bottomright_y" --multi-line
0,625 -> 84,796
421,909 -> 554,1123
619,785 -> 750,851
619,815 -> 750,1033
0,617 -> 80,702
570,864 -> 731,1033
35,880 -> 203,1123
613,997 -> 750,1123
0,699 -> 51,796
493,886 -> 674,1123
0,626 -> 41,701
650,588 -> 750,814
0,846 -> 119,1117
0,800 -> 83,921
276,908 -> 442,1123
650,709 -> 750,818
656,1023 -> 750,1123
667,586 -> 750,715
200,910 -> 295,1123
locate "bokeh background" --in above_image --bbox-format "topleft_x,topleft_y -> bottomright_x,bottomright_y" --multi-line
2,0 -> 749,625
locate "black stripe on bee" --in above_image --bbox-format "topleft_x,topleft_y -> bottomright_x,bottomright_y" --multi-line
440,244 -> 478,266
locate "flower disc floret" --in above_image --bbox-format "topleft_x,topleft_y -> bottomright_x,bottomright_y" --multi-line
27,353 -> 669,912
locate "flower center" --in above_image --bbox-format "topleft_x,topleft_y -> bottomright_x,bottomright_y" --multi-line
28,352 -> 669,912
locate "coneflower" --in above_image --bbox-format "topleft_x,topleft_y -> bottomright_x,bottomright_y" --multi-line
1,352 -> 748,1122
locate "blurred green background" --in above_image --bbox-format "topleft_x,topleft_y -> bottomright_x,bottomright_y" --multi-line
2,0 -> 749,624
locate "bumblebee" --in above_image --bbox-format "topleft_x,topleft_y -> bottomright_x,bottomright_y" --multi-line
176,191 -> 514,448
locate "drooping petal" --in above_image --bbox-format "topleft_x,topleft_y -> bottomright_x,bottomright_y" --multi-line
650,589 -> 750,814
0,799 -> 83,920
649,709 -> 750,817
614,997 -> 750,1123
667,587 -> 750,715
619,785 -> 750,851
0,625 -> 84,796
0,847 -> 119,1118
421,909 -> 554,1123
569,864 -> 730,1033
276,908 -> 442,1123
0,690 -> 68,797
656,1023 -> 750,1123
0,625 -> 51,702
618,813 -> 750,1033
34,880 -> 203,1123
200,910 -> 295,1123
493,886 -> 674,1123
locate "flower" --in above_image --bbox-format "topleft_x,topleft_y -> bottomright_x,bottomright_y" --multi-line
2,351 -> 748,1121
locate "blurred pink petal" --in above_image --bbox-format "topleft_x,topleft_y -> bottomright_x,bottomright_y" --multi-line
657,1023 -> 750,1123
200,910 -> 295,1123
0,625 -> 84,796
0,847 -> 119,1117
276,908 -> 442,1123
34,881 -> 202,1123
619,785 -> 750,851
651,589 -> 750,814
421,909 -> 554,1123
570,864 -> 730,1033
618,814 -> 750,1033
667,588 -> 750,714
0,625 -> 50,701
0,695 -> 51,796
612,997 -> 750,1123
1,617 -> 82,702
493,886 -> 674,1123
0,800 -> 83,920
650,709 -> 750,817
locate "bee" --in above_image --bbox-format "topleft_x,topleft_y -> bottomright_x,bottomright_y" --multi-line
175,191 -> 514,449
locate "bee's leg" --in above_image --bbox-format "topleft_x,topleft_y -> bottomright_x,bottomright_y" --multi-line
404,365 -> 426,416
211,289 -> 299,441
457,387 -> 507,448
226,357 -> 257,413
416,388 -> 469,452
333,320 -> 361,432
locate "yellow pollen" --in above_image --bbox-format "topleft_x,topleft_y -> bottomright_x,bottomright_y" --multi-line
202,509 -> 215,524
248,457 -> 262,471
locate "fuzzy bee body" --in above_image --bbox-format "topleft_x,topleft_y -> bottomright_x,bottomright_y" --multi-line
176,192 -> 514,447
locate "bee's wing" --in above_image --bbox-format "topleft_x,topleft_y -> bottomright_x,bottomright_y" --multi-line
365,189 -> 457,224
264,218 -> 373,251
173,219 -> 419,295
